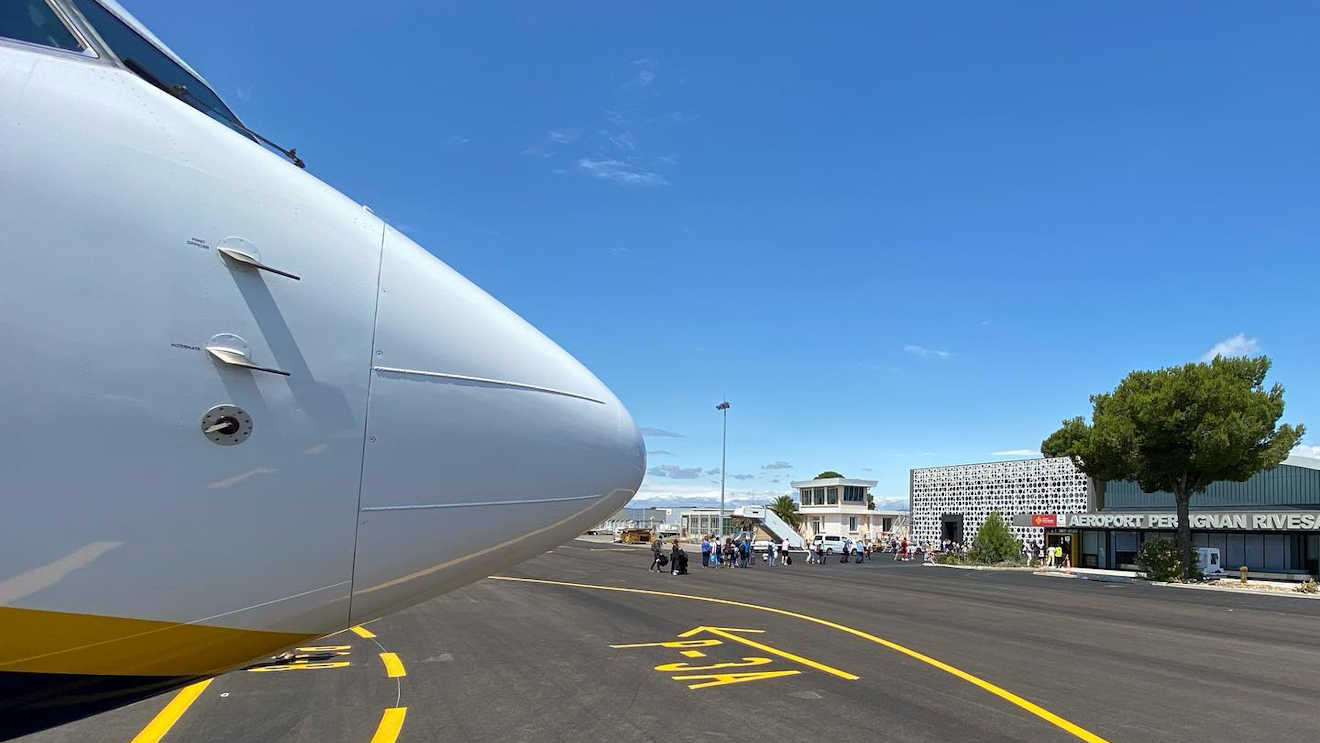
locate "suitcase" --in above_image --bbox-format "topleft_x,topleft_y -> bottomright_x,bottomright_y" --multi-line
657,554 -> 669,567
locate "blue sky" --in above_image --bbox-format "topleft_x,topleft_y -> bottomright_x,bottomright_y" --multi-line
131,0 -> 1319,509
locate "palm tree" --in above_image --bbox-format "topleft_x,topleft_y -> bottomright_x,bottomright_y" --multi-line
768,494 -> 802,529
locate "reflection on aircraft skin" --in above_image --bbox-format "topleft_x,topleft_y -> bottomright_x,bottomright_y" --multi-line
207,467 -> 279,489
0,543 -> 124,604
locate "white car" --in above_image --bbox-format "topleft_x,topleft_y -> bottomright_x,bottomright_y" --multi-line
812,535 -> 849,554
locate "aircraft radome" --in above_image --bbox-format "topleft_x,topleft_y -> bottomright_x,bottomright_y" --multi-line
0,1 -> 645,738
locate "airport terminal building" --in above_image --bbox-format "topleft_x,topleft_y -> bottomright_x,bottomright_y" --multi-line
912,455 -> 1320,578
910,457 -> 1090,547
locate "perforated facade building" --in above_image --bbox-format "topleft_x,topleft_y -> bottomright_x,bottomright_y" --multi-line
909,457 -> 1090,546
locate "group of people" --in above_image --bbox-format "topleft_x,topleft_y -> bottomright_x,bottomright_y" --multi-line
648,538 -> 690,574
804,537 -> 879,564
648,534 -> 928,574
1023,540 -> 1070,569
649,534 -> 1070,574
698,535 -> 795,568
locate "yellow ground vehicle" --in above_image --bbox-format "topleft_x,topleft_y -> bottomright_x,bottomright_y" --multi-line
617,528 -> 654,544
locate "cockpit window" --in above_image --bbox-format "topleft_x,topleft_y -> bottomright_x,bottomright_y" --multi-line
68,0 -> 246,136
1,1 -> 84,52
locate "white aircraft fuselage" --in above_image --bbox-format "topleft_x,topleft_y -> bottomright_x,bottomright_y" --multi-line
0,1 -> 644,737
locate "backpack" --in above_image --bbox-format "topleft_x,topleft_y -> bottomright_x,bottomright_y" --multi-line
657,554 -> 669,567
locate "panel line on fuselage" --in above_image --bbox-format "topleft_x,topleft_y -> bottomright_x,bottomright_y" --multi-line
371,366 -> 606,404
360,493 -> 603,512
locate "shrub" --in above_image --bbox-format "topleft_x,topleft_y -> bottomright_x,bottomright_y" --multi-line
1137,538 -> 1197,582
967,512 -> 1021,565
1295,577 -> 1318,594
934,552 -> 965,565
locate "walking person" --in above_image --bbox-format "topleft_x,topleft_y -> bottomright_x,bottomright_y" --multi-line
649,537 -> 663,572
700,535 -> 711,568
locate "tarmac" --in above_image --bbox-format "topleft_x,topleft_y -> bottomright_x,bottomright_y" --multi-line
16,538 -> 1320,743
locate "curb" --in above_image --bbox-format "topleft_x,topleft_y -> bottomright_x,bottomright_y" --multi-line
1148,581 -> 1320,600
924,562 -> 1138,582
922,563 -> 1033,572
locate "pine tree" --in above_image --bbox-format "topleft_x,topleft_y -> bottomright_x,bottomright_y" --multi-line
968,512 -> 1020,564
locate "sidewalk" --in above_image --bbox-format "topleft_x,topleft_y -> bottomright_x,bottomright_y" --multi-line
925,562 -> 1138,582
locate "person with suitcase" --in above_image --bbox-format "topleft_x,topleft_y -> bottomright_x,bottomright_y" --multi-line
649,537 -> 664,572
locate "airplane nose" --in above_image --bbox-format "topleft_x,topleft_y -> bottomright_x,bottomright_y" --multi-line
347,227 -> 645,624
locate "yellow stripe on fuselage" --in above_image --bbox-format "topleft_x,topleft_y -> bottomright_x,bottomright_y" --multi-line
0,606 -> 315,676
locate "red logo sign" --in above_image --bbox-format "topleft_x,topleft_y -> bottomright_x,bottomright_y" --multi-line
1030,514 -> 1058,527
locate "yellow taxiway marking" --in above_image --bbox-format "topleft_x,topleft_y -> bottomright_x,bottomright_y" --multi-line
129,678 -> 212,743
671,669 -> 800,689
350,625 -> 376,639
368,707 -> 407,743
491,576 -> 1110,743
247,661 -> 350,672
610,638 -> 721,649
680,650 -> 706,658
678,626 -> 858,680
379,652 -> 406,678
297,645 -> 352,652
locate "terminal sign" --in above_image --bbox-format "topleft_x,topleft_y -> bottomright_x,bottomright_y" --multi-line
1029,514 -> 1058,527
1061,512 -> 1320,531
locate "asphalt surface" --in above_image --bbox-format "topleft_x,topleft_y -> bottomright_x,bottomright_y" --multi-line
17,541 -> 1320,743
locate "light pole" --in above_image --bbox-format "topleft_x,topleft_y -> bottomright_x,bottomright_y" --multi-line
716,401 -> 730,537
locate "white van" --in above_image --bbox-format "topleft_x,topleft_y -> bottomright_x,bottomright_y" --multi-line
812,534 -> 847,554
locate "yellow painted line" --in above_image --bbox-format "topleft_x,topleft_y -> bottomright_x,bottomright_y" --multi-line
129,678 -> 212,743
379,651 -> 406,678
297,645 -> 352,652
247,661 -> 350,672
350,625 -> 376,639
491,576 -> 1110,743
679,626 -> 857,680
369,706 -> 407,743
680,650 -> 706,658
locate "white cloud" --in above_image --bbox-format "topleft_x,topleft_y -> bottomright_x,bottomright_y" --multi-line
634,69 -> 656,86
991,449 -> 1039,457
629,482 -> 790,508
904,344 -> 952,359
548,128 -> 581,144
606,131 -> 636,151
648,464 -> 703,479
577,158 -> 668,186
1201,333 -> 1260,362
761,461 -> 793,470
1292,444 -> 1320,460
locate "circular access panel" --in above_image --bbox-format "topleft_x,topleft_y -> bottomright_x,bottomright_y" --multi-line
201,404 -> 253,446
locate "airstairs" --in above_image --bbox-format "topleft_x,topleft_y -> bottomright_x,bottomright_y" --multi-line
731,506 -> 806,549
